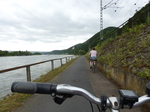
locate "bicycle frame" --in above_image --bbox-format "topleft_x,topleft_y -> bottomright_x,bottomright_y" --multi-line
91,59 -> 97,73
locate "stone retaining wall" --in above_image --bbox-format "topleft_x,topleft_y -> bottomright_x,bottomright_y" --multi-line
99,62 -> 149,96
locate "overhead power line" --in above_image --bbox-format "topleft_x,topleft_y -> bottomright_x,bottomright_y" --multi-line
100,0 -> 122,40
105,0 -> 149,28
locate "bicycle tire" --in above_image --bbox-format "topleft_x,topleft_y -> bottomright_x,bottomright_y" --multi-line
94,65 -> 95,73
92,64 -> 95,73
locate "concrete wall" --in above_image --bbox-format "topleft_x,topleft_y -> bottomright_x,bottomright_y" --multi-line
99,62 -> 149,96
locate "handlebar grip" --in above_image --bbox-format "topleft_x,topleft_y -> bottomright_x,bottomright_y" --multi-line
11,82 -> 57,94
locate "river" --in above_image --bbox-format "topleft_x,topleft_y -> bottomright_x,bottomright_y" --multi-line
0,55 -> 73,99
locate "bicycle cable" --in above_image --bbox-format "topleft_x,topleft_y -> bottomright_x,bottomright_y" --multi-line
89,101 -> 94,112
96,105 -> 101,112
89,101 -> 101,112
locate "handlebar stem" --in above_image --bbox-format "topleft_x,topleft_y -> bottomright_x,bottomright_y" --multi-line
108,97 -> 120,112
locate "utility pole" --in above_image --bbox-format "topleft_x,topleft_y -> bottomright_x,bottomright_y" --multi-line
100,0 -> 122,41
100,0 -> 103,40
148,0 -> 150,23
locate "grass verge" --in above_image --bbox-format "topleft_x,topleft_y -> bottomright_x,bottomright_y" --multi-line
0,57 -> 78,112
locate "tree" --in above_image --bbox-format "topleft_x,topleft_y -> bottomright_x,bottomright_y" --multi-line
78,50 -> 86,55
34,52 -> 41,55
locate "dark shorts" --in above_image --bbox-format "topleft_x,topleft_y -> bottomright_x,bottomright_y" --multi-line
90,57 -> 97,61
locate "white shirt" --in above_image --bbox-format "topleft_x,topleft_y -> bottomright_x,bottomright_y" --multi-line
89,50 -> 97,57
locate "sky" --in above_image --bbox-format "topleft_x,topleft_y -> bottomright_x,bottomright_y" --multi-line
0,0 -> 149,52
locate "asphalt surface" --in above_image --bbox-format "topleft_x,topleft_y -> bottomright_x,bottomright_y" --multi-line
13,56 -> 142,112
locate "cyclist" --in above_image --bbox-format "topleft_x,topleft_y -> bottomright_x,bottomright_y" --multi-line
89,47 -> 97,69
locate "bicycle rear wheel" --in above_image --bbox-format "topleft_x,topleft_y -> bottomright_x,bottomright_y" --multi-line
92,63 -> 95,73
93,66 -> 95,73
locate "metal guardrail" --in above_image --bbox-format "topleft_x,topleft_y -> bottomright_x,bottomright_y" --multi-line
0,56 -> 77,81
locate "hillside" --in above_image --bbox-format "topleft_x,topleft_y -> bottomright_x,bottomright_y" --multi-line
97,24 -> 150,79
48,27 -> 117,54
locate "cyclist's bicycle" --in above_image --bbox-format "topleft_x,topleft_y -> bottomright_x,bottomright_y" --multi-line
91,58 -> 97,73
11,82 -> 150,112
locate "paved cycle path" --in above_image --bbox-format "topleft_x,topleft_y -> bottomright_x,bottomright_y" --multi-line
13,56 -> 142,112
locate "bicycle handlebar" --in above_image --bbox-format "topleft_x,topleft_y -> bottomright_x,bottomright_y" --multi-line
11,82 -> 57,94
11,82 -> 150,112
11,82 -> 103,105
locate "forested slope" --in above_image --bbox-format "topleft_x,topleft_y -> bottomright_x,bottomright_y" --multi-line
96,24 -> 150,79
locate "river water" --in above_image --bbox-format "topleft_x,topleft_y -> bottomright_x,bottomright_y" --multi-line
0,55 -> 73,99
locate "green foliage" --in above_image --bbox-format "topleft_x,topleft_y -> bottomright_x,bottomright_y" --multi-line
138,68 -> 150,79
97,23 -> 150,79
0,50 -> 41,56
33,52 -> 42,55
78,50 -> 86,55
0,50 -> 9,56
146,17 -> 150,24
10,51 -> 32,56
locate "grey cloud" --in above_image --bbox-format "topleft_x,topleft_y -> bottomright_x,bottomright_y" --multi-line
0,0 -> 148,51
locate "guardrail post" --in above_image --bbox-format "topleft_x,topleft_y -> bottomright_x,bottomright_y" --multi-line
51,60 -> 54,70
26,66 -> 31,82
66,57 -> 67,63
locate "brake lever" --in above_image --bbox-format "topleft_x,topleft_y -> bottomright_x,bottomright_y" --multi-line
53,96 -> 66,104
52,94 -> 73,105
